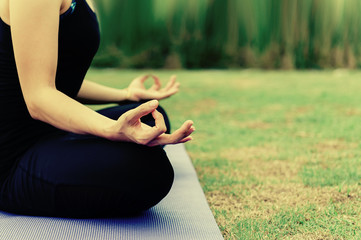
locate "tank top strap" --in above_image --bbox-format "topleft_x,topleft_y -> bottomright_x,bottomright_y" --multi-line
60,0 -> 77,20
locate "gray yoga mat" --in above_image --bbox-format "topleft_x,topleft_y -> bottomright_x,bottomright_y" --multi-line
0,144 -> 223,240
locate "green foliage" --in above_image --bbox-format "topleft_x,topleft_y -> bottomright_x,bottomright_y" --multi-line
92,0 -> 361,69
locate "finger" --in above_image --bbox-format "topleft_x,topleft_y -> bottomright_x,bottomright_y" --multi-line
140,110 -> 167,143
172,128 -> 194,144
179,120 -> 194,131
178,136 -> 193,143
135,89 -> 163,100
163,82 -> 180,94
148,120 -> 194,146
171,120 -> 194,142
158,88 -> 179,100
152,110 -> 167,134
159,78 -> 180,98
138,86 -> 178,100
146,134 -> 164,147
150,75 -> 161,91
174,122 -> 194,141
163,75 -> 177,92
124,100 -> 159,124
147,128 -> 193,147
135,75 -> 149,84
185,126 -> 195,136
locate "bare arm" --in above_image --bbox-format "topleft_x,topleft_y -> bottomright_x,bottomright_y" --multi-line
77,79 -> 129,104
77,75 -> 180,104
10,0 -> 115,137
10,0 -> 193,145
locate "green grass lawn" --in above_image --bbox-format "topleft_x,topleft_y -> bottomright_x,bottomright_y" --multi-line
86,69 -> 361,239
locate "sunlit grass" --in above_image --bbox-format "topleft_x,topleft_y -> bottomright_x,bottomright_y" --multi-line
86,69 -> 361,239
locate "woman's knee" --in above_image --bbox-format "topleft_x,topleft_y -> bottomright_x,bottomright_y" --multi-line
55,145 -> 174,217
124,146 -> 174,212
5,137 -> 175,217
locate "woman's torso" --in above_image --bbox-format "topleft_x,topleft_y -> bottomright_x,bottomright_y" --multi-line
0,0 -> 100,178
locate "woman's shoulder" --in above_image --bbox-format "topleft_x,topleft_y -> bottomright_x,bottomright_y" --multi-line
85,0 -> 95,12
0,0 -> 10,25
0,0 -> 72,26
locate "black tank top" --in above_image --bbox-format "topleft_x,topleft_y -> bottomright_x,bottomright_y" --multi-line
0,0 -> 100,179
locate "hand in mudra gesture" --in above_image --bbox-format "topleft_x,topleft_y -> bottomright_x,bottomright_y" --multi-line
126,75 -> 180,101
109,100 -> 194,146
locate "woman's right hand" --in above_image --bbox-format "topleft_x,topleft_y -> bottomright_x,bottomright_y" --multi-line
107,100 -> 194,146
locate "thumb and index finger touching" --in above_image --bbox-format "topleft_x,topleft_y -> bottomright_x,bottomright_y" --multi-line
140,74 -> 175,91
124,100 -> 159,124
130,100 -> 167,134
136,75 -> 161,89
124,100 -> 168,142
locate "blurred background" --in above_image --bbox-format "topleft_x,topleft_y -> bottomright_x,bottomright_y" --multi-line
87,2 -> 361,238
92,0 -> 361,69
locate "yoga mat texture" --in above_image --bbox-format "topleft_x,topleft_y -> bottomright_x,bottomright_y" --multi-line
0,144 -> 223,240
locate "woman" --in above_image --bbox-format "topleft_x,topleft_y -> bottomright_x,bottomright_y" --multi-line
0,0 -> 194,217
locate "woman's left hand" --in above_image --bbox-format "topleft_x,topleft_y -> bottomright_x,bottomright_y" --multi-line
126,75 -> 180,101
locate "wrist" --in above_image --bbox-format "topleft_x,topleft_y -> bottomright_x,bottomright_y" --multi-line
97,118 -> 119,140
125,88 -> 132,101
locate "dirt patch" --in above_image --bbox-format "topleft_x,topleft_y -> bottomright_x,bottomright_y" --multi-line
246,158 -> 301,181
287,232 -> 333,240
264,104 -> 284,111
228,78 -> 261,90
220,146 -> 279,162
230,120 -> 272,129
314,139 -> 358,152
206,184 -> 361,239
248,184 -> 360,208
195,166 -> 223,178
294,131 -> 318,138
207,190 -> 243,212
188,151 -> 213,161
286,106 -> 313,124
218,146 -> 300,181
344,108 -> 361,116
207,183 -> 361,217
294,106 -> 312,114
188,98 -> 218,116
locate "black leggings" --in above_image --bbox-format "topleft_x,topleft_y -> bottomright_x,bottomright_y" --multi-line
0,103 -> 174,218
